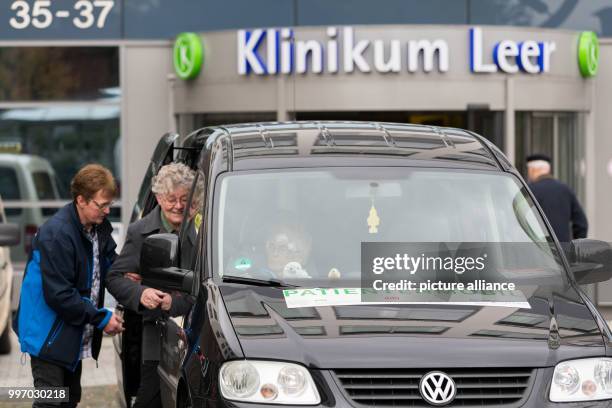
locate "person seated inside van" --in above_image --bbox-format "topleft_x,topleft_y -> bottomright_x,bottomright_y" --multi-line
264,222 -> 313,279
226,220 -> 314,280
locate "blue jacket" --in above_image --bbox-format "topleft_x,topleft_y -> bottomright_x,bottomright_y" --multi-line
13,203 -> 117,370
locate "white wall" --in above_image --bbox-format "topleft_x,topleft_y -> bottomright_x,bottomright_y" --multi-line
120,41 -> 172,227
592,39 -> 612,304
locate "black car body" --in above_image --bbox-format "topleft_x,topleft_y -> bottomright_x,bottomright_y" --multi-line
115,122 -> 612,408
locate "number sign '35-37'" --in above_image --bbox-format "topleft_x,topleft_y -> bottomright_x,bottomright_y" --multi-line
8,0 -> 116,32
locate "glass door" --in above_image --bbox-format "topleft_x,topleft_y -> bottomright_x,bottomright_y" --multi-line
515,112 -> 584,202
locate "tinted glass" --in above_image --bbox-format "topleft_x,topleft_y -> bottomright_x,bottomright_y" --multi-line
0,106 -> 120,198
216,168 -> 560,284
469,0 -> 611,35
0,166 -> 21,215
0,47 -> 119,101
179,169 -> 205,270
297,0 -> 466,26
32,171 -> 57,200
0,167 -> 20,200
124,0 -> 294,38
0,0 -> 608,40
33,171 -> 59,216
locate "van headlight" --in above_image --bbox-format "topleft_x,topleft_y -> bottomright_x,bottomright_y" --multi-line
550,358 -> 612,402
219,360 -> 320,404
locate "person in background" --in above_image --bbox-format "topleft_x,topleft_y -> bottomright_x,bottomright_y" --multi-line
526,153 -> 588,242
106,162 -> 196,408
13,164 -> 123,408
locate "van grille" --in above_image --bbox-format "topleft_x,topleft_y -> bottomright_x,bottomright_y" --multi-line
333,368 -> 535,407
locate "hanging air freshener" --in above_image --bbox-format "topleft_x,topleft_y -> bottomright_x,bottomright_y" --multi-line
367,182 -> 380,234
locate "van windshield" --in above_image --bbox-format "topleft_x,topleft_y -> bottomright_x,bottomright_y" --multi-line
215,168 -> 565,290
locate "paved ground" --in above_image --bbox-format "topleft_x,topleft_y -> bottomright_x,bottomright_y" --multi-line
0,385 -> 120,408
1,310 -> 611,407
0,330 -> 121,407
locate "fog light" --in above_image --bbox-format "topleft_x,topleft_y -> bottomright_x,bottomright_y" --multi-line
260,383 -> 279,400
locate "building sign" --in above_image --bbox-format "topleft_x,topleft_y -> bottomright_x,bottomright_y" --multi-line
238,27 -> 450,75
3,0 -> 120,39
469,27 -> 555,74
236,26 -> 598,78
577,31 -> 599,78
174,32 -> 203,80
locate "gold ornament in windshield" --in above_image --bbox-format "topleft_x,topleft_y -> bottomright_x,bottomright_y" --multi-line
368,182 -> 381,234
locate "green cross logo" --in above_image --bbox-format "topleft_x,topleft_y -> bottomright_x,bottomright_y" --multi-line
577,31 -> 599,78
174,33 -> 203,80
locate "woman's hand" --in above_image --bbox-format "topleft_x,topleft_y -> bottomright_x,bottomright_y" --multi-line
140,288 -> 167,309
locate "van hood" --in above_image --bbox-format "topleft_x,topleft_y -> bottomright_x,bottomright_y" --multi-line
219,283 -> 606,369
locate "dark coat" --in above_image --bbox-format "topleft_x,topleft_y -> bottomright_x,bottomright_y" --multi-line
528,176 -> 588,243
106,206 -> 194,361
13,203 -> 116,370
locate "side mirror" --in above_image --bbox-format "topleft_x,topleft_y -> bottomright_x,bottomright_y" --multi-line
141,233 -> 194,293
566,239 -> 612,284
0,223 -> 20,246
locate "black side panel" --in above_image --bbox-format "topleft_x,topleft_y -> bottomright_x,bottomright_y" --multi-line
121,308 -> 143,403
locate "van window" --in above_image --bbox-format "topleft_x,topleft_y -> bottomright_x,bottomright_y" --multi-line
32,171 -> 59,217
0,166 -> 21,215
33,172 -> 57,200
33,171 -> 59,216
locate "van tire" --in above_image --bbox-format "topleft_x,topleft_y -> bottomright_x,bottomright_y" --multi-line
0,320 -> 11,354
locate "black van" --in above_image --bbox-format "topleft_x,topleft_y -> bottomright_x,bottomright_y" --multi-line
114,122 -> 612,407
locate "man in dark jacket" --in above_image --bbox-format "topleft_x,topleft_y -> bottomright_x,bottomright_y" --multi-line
13,164 -> 124,407
106,162 -> 196,408
526,154 -> 588,242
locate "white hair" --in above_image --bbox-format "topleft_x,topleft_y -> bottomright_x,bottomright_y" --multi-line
527,160 -> 551,174
151,163 -> 195,196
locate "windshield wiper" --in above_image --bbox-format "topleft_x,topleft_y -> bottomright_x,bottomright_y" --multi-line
221,275 -> 298,288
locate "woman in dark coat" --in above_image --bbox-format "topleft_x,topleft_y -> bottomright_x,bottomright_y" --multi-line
106,162 -> 197,408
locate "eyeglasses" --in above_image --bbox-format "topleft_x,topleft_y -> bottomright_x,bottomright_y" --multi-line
266,233 -> 302,256
163,195 -> 188,207
91,199 -> 114,211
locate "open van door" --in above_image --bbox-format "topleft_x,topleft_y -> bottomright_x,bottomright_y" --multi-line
115,132 -> 179,408
130,132 -> 180,222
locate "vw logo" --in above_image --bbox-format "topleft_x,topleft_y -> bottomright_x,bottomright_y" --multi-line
419,371 -> 456,406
